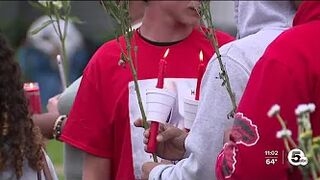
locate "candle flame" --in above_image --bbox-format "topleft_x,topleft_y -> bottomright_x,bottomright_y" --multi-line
29,82 -> 34,89
56,54 -> 62,64
163,48 -> 170,58
199,50 -> 203,62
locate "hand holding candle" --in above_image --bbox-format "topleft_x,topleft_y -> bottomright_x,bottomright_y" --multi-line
147,48 -> 170,153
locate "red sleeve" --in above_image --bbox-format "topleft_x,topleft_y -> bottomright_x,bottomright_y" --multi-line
216,53 -> 307,179
60,53 -> 114,158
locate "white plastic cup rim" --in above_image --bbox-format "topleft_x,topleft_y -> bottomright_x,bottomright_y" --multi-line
183,97 -> 199,129
146,88 -> 176,124
184,97 -> 199,113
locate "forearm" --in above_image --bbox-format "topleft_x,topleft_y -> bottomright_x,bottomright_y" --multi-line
83,153 -> 111,180
32,112 -> 59,139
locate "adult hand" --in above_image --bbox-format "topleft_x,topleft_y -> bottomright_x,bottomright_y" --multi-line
134,119 -> 187,161
32,94 -> 61,139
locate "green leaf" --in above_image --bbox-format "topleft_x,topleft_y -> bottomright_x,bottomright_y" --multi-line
28,1 -> 48,11
69,16 -> 85,24
30,19 -> 55,35
62,0 -> 70,10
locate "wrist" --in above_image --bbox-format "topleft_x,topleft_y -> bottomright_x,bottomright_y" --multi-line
53,115 -> 67,140
179,133 -> 188,158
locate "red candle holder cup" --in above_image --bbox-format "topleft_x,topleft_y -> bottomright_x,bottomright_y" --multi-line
24,82 -> 42,114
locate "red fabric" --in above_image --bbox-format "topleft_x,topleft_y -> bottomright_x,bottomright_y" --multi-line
216,2 -> 320,179
61,27 -> 234,180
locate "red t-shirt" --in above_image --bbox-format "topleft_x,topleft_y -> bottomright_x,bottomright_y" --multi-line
216,2 -> 320,179
61,27 -> 234,179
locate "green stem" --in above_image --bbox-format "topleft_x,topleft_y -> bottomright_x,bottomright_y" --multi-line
126,42 -> 158,163
102,0 -> 158,163
312,155 -> 320,174
276,114 -> 287,129
61,39 -> 69,86
310,163 -> 318,180
62,9 -> 70,86
54,6 -> 63,42
199,2 -> 237,117
48,15 -> 59,38
288,137 -> 298,149
47,3 -> 70,87
276,113 -> 297,149
126,43 -> 147,129
308,138 -> 320,173
62,12 -> 69,42
210,28 -> 237,116
125,32 -> 157,163
284,138 -> 291,153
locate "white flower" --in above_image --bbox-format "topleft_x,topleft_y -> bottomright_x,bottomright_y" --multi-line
295,103 -> 315,116
276,129 -> 292,139
38,1 -> 49,7
295,104 -> 308,115
52,1 -> 63,9
307,103 -> 316,112
38,1 -> 63,9
267,104 -> 280,117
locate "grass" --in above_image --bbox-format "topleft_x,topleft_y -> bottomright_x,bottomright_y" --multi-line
46,140 -> 64,180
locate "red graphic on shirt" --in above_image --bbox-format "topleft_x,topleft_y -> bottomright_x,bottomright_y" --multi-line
216,112 -> 259,179
230,113 -> 259,146
216,142 -> 238,179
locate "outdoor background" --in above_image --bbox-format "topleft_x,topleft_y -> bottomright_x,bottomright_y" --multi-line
0,1 -> 236,179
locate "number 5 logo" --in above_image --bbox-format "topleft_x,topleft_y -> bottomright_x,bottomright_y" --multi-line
287,148 -> 308,166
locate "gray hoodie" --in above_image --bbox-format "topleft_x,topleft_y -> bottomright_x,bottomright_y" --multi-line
57,77 -> 84,180
149,1 -> 295,180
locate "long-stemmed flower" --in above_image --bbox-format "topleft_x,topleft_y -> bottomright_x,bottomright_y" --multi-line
295,104 -> 320,178
197,1 -> 237,118
267,104 -> 297,152
100,0 -> 158,162
269,103 -> 320,179
30,1 -> 81,86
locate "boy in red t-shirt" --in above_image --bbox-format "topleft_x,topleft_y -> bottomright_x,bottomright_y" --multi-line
61,1 -> 234,179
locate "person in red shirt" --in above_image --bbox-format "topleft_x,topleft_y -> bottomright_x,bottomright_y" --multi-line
60,1 -> 234,179
216,1 -> 320,179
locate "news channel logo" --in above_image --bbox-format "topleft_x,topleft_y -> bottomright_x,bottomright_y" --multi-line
287,148 -> 308,166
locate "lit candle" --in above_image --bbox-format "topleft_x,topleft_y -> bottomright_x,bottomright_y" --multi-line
57,54 -> 67,91
23,82 -> 42,114
156,48 -> 170,88
147,48 -> 170,153
195,50 -> 204,100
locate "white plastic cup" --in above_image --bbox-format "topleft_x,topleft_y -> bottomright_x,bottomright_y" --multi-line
183,97 -> 199,129
146,88 -> 176,124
